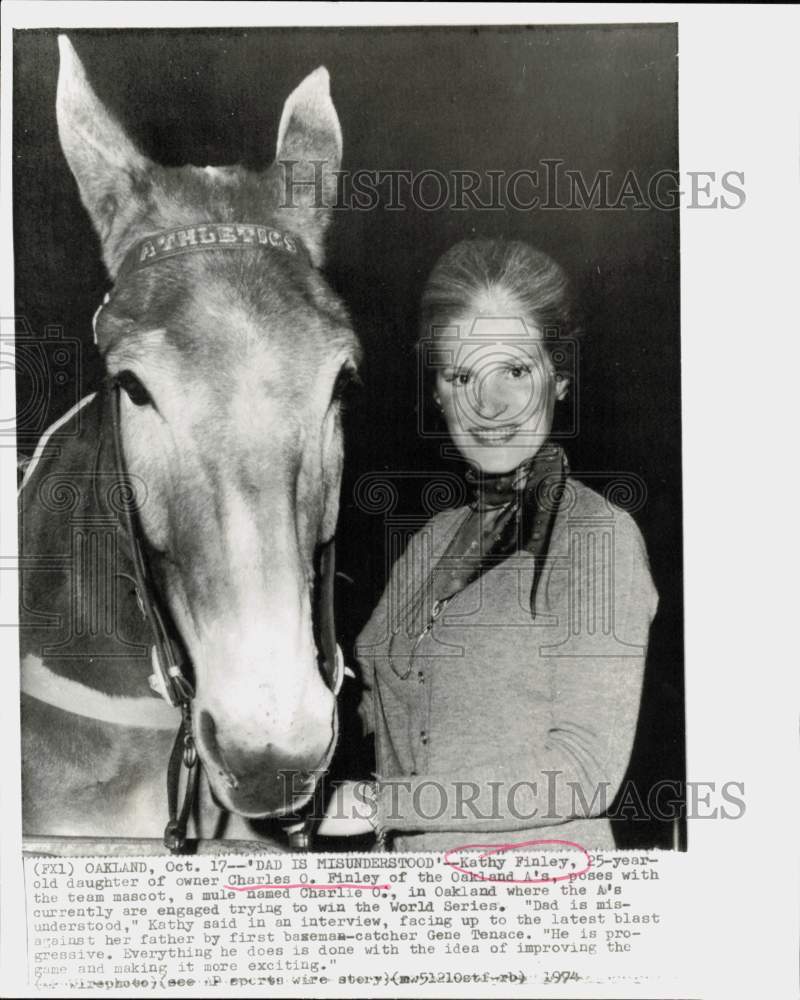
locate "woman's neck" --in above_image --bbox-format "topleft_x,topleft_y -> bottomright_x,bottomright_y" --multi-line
466,456 -> 536,509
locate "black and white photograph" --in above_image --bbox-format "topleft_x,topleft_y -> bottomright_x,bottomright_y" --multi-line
14,22 -> 683,851
2,5 -> 797,999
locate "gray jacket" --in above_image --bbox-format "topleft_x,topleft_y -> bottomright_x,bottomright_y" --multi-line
356,477 -> 659,852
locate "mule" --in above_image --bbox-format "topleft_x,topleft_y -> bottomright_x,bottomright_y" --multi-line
19,36 -> 359,842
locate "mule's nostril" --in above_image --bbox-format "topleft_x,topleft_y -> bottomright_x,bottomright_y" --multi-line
198,709 -> 239,789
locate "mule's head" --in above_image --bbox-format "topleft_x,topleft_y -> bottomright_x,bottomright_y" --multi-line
56,36 -> 360,816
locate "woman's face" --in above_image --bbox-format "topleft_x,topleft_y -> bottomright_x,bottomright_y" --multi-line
434,315 -> 568,475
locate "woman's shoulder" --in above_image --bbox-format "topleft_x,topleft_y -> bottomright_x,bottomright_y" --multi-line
562,474 -> 640,521
558,475 -> 651,554
560,474 -> 656,595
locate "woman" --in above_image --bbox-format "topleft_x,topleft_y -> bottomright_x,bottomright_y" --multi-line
321,237 -> 658,851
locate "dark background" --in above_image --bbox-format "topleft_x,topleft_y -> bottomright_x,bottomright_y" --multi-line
13,25 -> 684,849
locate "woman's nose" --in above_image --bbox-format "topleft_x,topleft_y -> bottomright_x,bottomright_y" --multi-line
474,375 -> 509,420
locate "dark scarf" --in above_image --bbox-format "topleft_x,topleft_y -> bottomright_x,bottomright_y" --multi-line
388,443 -> 568,678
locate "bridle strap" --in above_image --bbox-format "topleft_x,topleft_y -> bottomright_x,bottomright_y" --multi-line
108,379 -> 194,709
317,538 -> 340,692
114,222 -> 304,283
164,703 -> 200,853
108,378 -> 197,852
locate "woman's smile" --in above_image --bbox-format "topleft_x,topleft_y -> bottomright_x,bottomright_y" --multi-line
468,423 -> 521,445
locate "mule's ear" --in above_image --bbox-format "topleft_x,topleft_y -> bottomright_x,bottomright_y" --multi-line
56,35 -> 153,274
272,67 -> 342,268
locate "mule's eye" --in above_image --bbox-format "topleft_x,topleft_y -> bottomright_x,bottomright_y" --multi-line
332,364 -> 361,407
116,370 -> 152,408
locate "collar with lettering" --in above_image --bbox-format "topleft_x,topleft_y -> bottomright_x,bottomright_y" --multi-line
116,222 -> 305,280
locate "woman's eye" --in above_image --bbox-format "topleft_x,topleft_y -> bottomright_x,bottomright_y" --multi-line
507,364 -> 532,380
116,370 -> 152,408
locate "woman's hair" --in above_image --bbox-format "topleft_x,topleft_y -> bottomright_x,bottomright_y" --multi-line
419,238 -> 579,378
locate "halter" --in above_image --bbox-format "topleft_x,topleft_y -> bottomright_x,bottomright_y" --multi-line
96,222 -> 345,852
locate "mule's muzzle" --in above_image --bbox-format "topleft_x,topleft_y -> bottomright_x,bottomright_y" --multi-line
197,709 -> 332,817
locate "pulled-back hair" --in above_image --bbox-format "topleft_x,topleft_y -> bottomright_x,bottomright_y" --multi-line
419,238 -> 579,378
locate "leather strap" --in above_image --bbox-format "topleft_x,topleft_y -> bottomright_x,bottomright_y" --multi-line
108,379 -> 197,852
317,538 -> 340,693
164,703 -> 199,853
114,222 -> 304,283
108,380 -> 194,709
